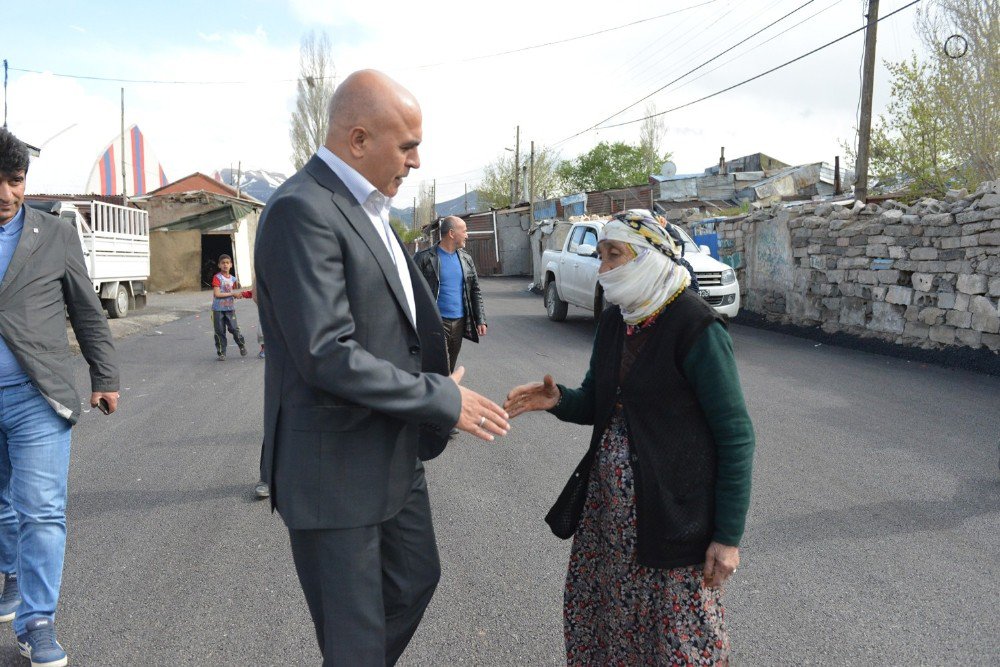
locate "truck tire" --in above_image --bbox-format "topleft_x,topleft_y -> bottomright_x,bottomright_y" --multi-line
545,281 -> 568,322
106,285 -> 129,319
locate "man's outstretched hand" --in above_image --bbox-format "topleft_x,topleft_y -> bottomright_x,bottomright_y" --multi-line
450,366 -> 509,441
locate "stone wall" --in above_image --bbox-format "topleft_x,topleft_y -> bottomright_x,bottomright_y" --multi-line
685,181 -> 1000,353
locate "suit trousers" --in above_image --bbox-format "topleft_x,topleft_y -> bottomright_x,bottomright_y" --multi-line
288,460 -> 441,666
441,317 -> 465,373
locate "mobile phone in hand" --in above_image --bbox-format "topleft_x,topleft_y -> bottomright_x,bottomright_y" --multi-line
97,398 -> 111,415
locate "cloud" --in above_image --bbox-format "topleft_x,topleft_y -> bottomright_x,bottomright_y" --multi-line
11,26 -> 301,194
9,73 -> 122,194
9,0 -> 924,203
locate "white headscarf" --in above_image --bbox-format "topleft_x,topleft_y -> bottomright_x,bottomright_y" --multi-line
597,210 -> 690,325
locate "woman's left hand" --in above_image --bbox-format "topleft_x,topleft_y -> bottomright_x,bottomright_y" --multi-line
702,541 -> 739,588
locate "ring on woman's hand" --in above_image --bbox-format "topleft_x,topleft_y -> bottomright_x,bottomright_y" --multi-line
478,416 -> 486,428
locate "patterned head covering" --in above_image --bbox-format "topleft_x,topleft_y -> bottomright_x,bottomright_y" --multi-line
600,210 -> 683,259
596,210 -> 690,325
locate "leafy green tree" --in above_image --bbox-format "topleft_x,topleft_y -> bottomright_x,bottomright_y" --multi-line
557,141 -> 667,193
844,0 -> 999,193
478,146 -> 566,209
391,218 -> 422,243
867,56 -> 953,193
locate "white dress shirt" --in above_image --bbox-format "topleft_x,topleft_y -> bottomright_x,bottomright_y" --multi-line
316,147 -> 417,326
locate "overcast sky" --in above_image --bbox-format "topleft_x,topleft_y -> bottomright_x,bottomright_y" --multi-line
6,0 -> 928,203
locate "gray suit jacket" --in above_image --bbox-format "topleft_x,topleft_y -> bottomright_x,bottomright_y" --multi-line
255,155 -> 460,530
0,207 -> 118,423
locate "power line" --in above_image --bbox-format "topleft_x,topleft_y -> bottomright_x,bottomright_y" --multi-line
623,0 -> 783,94
657,0 -> 847,98
559,0 -> 821,145
4,66 -> 318,86
412,0 -> 721,69
556,0 -> 920,141
5,2 -> 720,87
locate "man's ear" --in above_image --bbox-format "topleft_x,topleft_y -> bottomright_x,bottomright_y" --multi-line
348,127 -> 367,158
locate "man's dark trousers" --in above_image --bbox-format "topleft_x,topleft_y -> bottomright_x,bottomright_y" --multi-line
287,461 -> 440,666
441,317 -> 464,372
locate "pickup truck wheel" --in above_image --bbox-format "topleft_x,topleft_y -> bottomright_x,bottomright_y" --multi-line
106,285 -> 129,319
545,281 -> 568,322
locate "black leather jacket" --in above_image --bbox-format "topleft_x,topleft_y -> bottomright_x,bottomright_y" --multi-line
413,244 -> 487,343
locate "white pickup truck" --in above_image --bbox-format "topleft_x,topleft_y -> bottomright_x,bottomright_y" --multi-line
25,199 -> 150,318
541,219 -> 740,321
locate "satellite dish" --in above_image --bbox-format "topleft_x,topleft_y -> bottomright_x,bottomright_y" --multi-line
661,161 -> 677,177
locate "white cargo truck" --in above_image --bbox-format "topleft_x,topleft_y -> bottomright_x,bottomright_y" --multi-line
25,199 -> 150,318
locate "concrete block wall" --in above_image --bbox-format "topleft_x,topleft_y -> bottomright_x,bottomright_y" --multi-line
683,181 -> 1000,353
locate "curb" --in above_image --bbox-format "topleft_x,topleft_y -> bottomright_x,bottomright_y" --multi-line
731,310 -> 1000,377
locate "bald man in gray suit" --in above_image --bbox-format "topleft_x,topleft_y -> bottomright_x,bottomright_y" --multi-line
254,70 -> 509,665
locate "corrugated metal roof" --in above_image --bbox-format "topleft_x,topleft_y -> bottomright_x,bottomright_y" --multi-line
154,202 -> 255,231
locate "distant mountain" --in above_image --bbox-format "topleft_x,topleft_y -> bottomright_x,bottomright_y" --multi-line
391,190 -> 485,229
213,169 -> 484,224
215,167 -> 287,202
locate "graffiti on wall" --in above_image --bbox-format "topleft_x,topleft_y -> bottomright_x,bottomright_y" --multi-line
746,216 -> 793,292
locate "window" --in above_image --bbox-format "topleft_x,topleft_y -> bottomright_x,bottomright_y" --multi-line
581,227 -> 598,248
567,226 -> 588,254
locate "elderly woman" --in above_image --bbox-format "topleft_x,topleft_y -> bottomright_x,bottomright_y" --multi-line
505,211 -> 755,665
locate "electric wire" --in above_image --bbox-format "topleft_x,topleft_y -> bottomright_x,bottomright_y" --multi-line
413,0 -> 721,69
570,0 -> 820,143
656,0 -> 847,98
554,0 -> 920,144
5,1 -> 719,86
625,0 -> 786,94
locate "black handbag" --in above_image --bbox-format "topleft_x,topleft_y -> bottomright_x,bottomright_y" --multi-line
544,449 -> 596,539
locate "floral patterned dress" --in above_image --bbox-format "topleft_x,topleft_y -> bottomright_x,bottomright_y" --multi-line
563,403 -> 729,665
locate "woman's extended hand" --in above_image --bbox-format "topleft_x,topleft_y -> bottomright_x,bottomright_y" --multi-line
702,541 -> 740,588
504,375 -> 560,418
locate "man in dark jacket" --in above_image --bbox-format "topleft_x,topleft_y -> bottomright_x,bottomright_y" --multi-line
0,128 -> 119,667
413,216 -> 487,372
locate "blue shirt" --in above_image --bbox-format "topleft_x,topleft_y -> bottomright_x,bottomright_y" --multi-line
436,246 -> 465,319
0,207 -> 30,387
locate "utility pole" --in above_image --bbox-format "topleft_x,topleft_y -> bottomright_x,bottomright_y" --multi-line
464,183 -> 468,213
511,125 -> 520,207
855,0 -> 879,203
412,196 -> 416,230
432,179 -> 437,220
120,88 -> 127,199
529,141 -> 536,224
2,59 -> 8,129
236,161 -> 242,198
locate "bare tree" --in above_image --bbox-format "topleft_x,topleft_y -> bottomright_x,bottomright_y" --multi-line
479,146 -> 566,209
289,31 -> 337,171
415,181 -> 436,229
638,103 -> 671,176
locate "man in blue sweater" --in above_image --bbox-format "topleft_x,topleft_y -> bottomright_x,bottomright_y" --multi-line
413,216 -> 487,372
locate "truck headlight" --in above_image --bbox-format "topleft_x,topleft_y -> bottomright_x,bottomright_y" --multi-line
721,269 -> 736,285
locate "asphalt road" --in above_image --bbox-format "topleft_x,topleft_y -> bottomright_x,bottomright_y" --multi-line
5,278 -> 998,666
